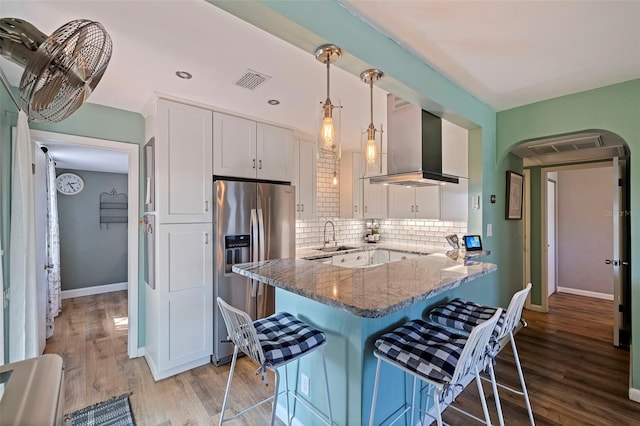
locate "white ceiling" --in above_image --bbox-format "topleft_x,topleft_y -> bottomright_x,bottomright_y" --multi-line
1,0 -> 639,170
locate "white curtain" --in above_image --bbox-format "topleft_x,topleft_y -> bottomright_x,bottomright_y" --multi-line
45,152 -> 61,338
9,111 -> 38,362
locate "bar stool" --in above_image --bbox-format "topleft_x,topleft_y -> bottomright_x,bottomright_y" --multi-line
428,283 -> 534,425
369,308 -> 503,426
216,297 -> 333,426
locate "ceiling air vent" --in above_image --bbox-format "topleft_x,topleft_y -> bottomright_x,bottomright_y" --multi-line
392,95 -> 411,110
527,135 -> 604,156
234,69 -> 271,90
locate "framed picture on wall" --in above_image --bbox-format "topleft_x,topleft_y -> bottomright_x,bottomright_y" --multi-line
506,170 -> 524,220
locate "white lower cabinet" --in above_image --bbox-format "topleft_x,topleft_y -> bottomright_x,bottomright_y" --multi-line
145,222 -> 213,380
333,252 -> 369,268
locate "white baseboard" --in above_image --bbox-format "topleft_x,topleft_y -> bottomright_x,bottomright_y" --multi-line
61,282 -> 128,299
275,403 -> 305,426
629,387 -> 640,403
557,287 -> 613,301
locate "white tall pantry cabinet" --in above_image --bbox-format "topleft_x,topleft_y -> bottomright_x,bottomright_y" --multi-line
144,98 -> 214,380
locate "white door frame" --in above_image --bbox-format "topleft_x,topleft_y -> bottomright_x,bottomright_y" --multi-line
547,177 -> 557,298
28,129 -> 140,358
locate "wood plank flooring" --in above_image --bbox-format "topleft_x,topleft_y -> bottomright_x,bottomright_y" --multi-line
45,291 -> 639,425
441,292 -> 638,426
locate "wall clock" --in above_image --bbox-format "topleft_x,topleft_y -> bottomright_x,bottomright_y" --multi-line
56,172 -> 84,195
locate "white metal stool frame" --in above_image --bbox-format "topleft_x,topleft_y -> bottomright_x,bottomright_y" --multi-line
369,308 -> 503,426
217,297 -> 333,426
429,283 -> 534,426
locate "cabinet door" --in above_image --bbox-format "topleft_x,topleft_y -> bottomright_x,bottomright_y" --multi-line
440,178 -> 468,222
213,112 -> 257,179
441,119 -> 468,178
296,139 -> 317,219
387,185 -> 415,218
157,223 -> 213,371
257,123 -> 294,182
158,100 -> 213,223
363,179 -> 387,219
415,186 -> 441,219
389,251 -> 420,262
333,252 -> 368,268
339,151 -> 363,218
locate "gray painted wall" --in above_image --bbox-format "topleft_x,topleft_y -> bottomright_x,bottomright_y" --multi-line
557,166 -> 614,295
57,169 -> 128,290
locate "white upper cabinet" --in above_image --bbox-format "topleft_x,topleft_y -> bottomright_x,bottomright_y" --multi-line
256,123 -> 294,182
213,112 -> 257,179
388,185 -> 440,219
441,119 -> 468,178
340,151 -> 363,219
213,112 -> 293,182
363,179 -> 387,219
157,99 -> 213,224
294,138 -> 317,219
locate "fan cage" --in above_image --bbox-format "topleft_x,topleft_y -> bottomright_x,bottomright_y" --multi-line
19,19 -> 112,122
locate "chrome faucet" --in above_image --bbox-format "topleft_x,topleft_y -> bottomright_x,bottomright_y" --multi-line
323,220 -> 336,248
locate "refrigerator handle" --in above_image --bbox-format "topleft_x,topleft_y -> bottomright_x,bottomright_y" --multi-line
257,209 -> 266,296
250,208 -> 259,297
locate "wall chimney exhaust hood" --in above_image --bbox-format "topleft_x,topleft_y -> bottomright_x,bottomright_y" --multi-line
370,95 -> 459,187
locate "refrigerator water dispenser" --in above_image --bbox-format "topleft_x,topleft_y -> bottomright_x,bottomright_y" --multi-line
224,234 -> 250,274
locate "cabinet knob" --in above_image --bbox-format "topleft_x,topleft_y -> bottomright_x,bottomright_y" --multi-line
341,258 -> 346,263
357,256 -> 362,260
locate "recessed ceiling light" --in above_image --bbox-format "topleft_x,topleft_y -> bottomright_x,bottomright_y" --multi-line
175,71 -> 192,79
267,99 -> 280,105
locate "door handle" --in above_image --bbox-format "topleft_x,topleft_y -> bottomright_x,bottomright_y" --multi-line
204,233 -> 209,245
415,205 -> 419,213
205,200 -> 209,212
605,259 -> 612,264
411,205 -> 415,213
301,204 -> 304,212
252,159 -> 256,169
605,259 -> 620,266
258,159 -> 262,170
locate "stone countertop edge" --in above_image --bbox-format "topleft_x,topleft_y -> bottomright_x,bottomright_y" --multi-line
232,257 -> 497,318
296,242 -> 448,260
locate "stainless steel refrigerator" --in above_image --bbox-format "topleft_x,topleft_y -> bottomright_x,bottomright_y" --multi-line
212,179 -> 295,365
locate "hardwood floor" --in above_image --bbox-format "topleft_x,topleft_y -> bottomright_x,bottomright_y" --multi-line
442,292 -> 638,426
45,291 -> 639,425
45,291 -> 276,425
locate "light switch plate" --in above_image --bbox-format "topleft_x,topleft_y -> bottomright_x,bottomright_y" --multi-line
487,223 -> 493,237
472,195 -> 480,210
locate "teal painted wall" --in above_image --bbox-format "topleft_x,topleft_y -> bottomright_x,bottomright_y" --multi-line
0,86 -> 145,358
214,0 -> 640,404
498,79 -> 640,388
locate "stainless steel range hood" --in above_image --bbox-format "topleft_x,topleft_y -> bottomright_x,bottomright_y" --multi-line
370,95 -> 459,186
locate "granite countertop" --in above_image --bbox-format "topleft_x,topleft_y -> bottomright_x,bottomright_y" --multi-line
232,254 -> 497,318
296,242 -> 489,261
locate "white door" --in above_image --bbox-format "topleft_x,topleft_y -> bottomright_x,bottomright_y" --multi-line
547,179 -> 557,297
612,157 -> 623,347
33,146 -> 48,354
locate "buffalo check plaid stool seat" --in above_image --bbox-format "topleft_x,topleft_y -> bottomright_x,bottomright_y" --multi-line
369,309 -> 503,426
217,297 -> 333,426
428,283 -> 534,426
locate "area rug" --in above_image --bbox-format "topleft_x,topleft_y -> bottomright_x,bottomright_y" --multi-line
65,392 -> 135,426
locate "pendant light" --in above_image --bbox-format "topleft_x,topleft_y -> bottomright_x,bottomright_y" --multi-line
360,68 -> 384,174
315,44 -> 342,154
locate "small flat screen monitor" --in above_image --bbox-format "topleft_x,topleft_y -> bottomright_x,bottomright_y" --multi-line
463,235 -> 483,251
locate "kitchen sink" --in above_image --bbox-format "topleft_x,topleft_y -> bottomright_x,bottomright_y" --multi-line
316,245 -> 358,253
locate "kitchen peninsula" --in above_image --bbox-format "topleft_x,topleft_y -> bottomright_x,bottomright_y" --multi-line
232,251 -> 496,425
